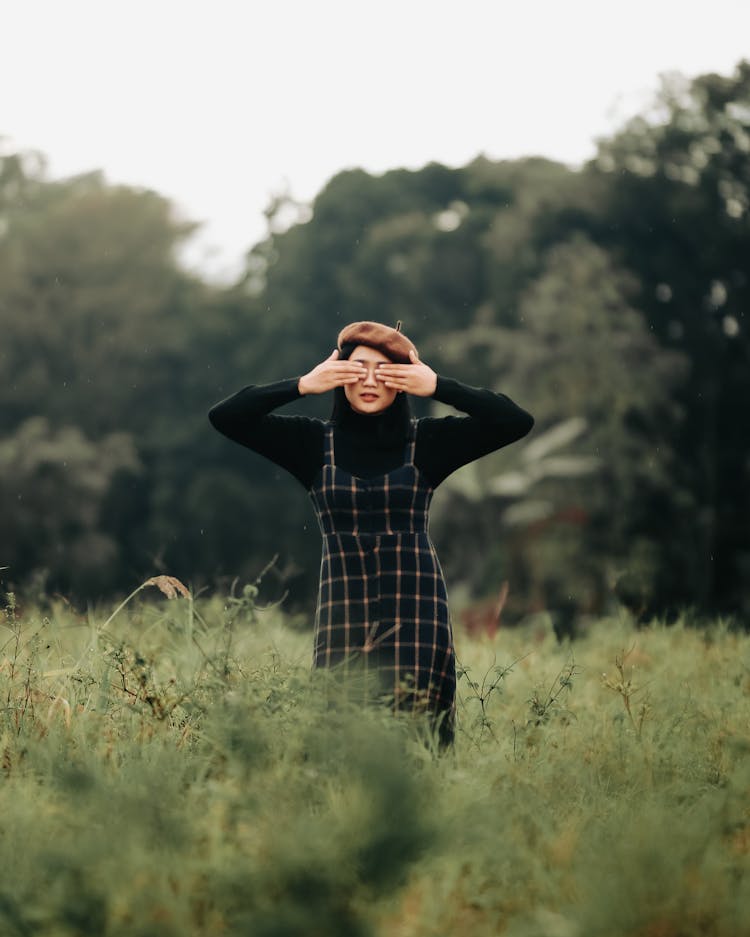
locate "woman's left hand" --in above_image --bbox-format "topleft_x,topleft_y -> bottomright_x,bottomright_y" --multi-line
376,349 -> 438,397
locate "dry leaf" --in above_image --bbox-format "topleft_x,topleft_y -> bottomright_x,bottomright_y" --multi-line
143,575 -> 191,600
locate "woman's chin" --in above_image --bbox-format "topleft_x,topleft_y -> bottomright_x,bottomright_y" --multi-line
348,394 -> 393,414
352,401 -> 386,414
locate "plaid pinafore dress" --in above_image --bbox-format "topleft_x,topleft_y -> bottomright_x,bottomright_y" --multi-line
309,419 -> 456,735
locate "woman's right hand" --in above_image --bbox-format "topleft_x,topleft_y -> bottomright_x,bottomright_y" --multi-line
298,350 -> 366,395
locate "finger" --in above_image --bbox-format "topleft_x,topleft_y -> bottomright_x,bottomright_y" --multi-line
331,359 -> 364,370
328,349 -> 339,360
376,365 -> 410,378
328,375 -> 359,389
409,349 -> 419,362
379,377 -> 410,389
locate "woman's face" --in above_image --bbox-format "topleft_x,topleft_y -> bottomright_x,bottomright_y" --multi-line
344,344 -> 398,415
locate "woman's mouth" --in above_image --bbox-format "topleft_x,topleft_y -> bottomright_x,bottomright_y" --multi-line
359,394 -> 379,402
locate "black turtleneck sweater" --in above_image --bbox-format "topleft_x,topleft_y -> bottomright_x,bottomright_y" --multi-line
208,376 -> 534,489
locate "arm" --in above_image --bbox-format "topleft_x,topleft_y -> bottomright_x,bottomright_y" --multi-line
415,376 -> 534,488
208,351 -> 367,489
375,351 -> 534,488
208,379 -> 324,488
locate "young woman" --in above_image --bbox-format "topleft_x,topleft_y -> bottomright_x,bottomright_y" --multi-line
209,321 -> 534,747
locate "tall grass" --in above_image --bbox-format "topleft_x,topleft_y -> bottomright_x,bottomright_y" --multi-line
1,584 -> 748,936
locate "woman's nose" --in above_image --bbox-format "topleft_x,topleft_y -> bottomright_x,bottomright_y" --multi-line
362,365 -> 378,386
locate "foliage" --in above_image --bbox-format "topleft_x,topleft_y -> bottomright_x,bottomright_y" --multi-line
1,60 -> 749,619
0,417 -> 139,594
590,60 -> 750,615
429,235 -> 689,620
0,582 -> 749,936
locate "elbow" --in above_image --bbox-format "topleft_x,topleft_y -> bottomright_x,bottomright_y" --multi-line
500,408 -> 533,442
487,410 -> 534,449
503,409 -> 534,445
208,403 -> 228,434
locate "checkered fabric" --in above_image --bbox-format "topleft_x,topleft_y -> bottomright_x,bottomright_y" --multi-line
309,420 -> 456,740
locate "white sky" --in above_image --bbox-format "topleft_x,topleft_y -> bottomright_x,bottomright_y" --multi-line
3,0 -> 749,281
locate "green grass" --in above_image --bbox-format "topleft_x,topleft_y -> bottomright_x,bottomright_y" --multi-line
1,584 -> 749,936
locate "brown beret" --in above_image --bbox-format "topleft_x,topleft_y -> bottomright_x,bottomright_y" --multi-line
337,320 -> 416,364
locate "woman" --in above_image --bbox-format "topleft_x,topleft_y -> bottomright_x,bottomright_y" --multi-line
209,321 -> 534,747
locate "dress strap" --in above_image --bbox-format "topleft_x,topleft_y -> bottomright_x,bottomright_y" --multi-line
405,419 -> 418,465
325,423 -> 336,465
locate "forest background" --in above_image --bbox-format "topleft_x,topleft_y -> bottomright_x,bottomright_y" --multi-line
1,61 -> 748,628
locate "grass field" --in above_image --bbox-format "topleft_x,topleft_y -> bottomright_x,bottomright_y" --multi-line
1,579 -> 749,936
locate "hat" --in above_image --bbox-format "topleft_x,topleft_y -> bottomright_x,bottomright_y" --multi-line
337,320 -> 416,364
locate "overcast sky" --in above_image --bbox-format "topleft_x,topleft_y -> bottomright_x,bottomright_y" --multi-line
3,0 -> 749,281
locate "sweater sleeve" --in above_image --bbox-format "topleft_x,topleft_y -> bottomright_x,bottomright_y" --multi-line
415,376 -> 534,488
208,379 -> 324,489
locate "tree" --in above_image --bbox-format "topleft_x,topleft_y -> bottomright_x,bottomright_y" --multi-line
429,236 -> 688,621
589,60 -> 750,615
0,418 -> 139,594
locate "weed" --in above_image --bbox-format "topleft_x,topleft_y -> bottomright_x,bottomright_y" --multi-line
457,653 -> 525,746
601,644 -> 650,739
0,596 -> 746,936
527,656 -> 579,726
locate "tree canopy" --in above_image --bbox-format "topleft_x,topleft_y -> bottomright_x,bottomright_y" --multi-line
1,60 -> 748,624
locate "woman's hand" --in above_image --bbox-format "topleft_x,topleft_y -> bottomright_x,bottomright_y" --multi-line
298,350 -> 366,395
376,349 -> 438,397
